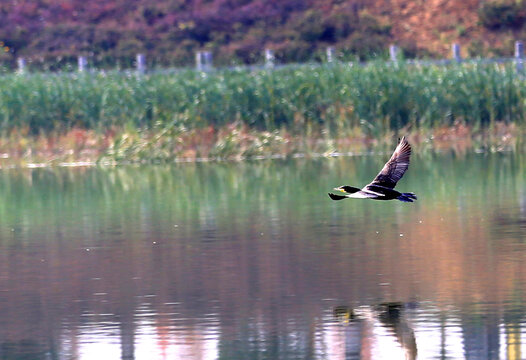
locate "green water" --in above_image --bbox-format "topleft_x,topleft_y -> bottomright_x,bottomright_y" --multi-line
0,151 -> 525,359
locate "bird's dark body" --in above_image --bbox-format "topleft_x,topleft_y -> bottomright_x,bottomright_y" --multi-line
328,137 -> 417,203
365,184 -> 401,200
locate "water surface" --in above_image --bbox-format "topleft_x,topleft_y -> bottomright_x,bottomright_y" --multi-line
0,151 -> 525,359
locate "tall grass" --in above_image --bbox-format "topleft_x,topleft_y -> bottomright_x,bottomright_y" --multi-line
0,62 -> 525,136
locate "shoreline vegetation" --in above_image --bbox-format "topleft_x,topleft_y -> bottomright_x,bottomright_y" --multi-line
0,62 -> 525,167
0,121 -> 522,168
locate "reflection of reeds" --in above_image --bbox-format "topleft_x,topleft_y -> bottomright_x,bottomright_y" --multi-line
0,156 -> 524,356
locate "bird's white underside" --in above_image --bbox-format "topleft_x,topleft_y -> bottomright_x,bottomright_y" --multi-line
347,189 -> 385,199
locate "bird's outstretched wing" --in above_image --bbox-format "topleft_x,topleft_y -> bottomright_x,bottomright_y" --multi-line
369,137 -> 411,189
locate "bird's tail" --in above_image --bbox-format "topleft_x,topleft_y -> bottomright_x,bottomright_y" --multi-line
398,192 -> 417,203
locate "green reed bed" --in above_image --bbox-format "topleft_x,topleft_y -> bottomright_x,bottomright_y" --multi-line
0,62 -> 525,135
0,63 -> 526,167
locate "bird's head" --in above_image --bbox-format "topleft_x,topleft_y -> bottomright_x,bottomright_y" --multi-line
334,185 -> 361,194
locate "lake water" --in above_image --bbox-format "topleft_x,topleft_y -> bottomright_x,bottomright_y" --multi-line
0,151 -> 525,359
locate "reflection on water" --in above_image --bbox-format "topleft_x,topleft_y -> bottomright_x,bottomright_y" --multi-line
330,302 -> 418,360
0,152 -> 525,359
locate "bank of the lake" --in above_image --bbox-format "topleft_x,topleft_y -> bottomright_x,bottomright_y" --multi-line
0,122 -> 522,167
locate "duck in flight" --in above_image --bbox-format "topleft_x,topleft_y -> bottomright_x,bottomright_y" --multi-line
328,137 -> 417,203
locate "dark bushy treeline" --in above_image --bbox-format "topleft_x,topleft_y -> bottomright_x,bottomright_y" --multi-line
0,0 -> 393,68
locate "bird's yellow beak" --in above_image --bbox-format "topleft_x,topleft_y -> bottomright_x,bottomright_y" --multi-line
334,187 -> 345,193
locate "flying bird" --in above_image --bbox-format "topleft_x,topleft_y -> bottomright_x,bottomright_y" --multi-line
328,137 -> 417,203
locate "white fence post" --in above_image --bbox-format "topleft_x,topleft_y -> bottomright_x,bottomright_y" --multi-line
78,56 -> 88,72
195,52 -> 202,71
205,52 -> 213,70
136,53 -> 146,74
515,41 -> 524,72
196,51 -> 213,71
326,47 -> 335,63
264,49 -> 274,68
389,45 -> 399,62
196,51 -> 203,71
452,43 -> 461,63
17,57 -> 26,74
